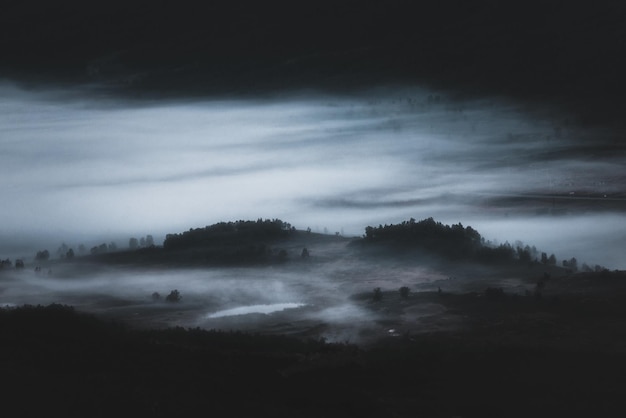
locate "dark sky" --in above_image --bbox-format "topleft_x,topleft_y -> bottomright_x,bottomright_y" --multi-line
2,0 -> 625,123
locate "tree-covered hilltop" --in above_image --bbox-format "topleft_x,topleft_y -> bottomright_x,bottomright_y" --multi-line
15,217 -> 579,269
364,218 -> 482,255
33,218 -> 340,267
163,219 -> 294,250
360,217 -> 555,265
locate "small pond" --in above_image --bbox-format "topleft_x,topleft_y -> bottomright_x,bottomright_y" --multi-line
206,302 -> 306,319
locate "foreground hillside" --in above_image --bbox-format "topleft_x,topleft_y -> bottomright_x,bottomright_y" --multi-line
3,282 -> 626,418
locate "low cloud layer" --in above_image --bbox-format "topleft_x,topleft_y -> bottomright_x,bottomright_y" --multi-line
1,82 -> 625,268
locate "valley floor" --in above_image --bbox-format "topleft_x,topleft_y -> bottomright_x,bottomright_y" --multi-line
3,266 -> 626,417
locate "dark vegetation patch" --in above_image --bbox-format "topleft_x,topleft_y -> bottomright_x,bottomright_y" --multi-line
3,300 -> 626,417
353,271 -> 626,415
163,219 -> 293,250
14,218 -> 580,273
0,304 -> 368,417
352,217 -> 553,266
72,219 -> 344,267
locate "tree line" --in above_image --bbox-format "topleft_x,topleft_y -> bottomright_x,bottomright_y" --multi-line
362,217 -> 563,265
163,219 -> 293,250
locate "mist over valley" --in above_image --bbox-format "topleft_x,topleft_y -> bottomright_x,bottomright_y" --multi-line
2,2 -> 626,415
1,83 -> 624,268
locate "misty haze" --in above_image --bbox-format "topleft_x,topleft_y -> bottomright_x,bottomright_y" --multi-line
2,79 -> 626,340
2,2 -> 626,415
1,83 -> 624,268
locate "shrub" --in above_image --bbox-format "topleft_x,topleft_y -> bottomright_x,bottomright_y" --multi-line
166,290 -> 181,303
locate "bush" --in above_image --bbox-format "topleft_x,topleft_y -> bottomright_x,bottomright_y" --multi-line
166,290 -> 181,303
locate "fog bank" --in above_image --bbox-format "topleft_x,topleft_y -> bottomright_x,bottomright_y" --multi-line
1,82 -> 624,268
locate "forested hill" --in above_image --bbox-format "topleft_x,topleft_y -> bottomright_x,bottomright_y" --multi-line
63,218 -> 347,267
357,217 -> 558,266
78,219 -> 303,266
24,217 -> 580,269
163,219 -> 295,250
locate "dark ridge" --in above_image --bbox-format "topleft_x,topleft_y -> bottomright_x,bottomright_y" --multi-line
163,218 -> 293,250
1,1 -> 625,127
76,219 -> 338,267
0,304 -> 364,417
356,217 -> 559,266
4,302 -> 626,416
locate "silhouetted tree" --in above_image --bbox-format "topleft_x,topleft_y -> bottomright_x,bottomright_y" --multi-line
152,292 -> 161,301
129,238 -> 139,250
562,257 -> 578,271
35,250 -> 50,261
108,242 -> 117,251
373,287 -> 383,302
145,235 -> 154,247
15,259 -> 24,269
166,289 -> 181,302
516,246 -> 531,263
66,249 -> 75,259
541,252 -> 548,264
140,237 -> 146,247
399,286 -> 410,298
57,243 -> 69,259
475,243 -> 515,263
548,254 -> 557,265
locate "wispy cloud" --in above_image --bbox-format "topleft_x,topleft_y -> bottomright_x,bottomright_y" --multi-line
1,83 -> 625,267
